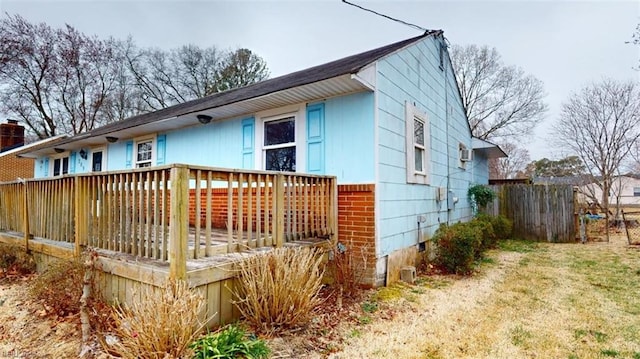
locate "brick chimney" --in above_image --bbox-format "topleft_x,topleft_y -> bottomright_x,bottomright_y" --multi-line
0,119 -> 25,152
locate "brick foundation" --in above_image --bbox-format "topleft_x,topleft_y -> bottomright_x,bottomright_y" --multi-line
337,184 -> 376,286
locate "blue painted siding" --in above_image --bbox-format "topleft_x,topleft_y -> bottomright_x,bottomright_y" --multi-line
107,141 -> 128,171
376,34 -> 475,258
164,119 -> 245,168
324,92 -> 375,183
34,157 -> 48,178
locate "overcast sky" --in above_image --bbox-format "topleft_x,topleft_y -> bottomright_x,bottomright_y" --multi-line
1,0 -> 638,161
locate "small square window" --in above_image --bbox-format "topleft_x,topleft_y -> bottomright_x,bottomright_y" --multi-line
634,187 -> 640,197
135,139 -> 154,168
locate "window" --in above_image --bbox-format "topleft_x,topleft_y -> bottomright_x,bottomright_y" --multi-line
52,156 -> 69,176
634,187 -> 640,197
91,149 -> 104,172
405,102 -> 429,184
135,139 -> 153,168
263,116 -> 296,171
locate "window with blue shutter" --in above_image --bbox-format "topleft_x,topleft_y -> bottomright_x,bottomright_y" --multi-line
156,134 -> 166,165
242,117 -> 255,169
306,103 -> 325,174
125,141 -> 133,168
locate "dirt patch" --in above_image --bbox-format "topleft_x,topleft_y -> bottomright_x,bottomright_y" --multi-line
0,277 -> 81,358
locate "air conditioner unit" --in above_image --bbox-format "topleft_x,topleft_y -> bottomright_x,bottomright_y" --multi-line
460,148 -> 473,162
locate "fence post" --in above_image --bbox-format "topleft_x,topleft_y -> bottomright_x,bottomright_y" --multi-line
22,181 -> 29,251
74,177 -> 86,257
169,165 -> 188,280
275,174 -> 285,248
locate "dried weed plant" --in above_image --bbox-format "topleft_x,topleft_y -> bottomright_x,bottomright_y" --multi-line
107,279 -> 207,359
28,258 -> 84,316
233,247 -> 325,334
329,240 -> 370,303
0,243 -> 35,277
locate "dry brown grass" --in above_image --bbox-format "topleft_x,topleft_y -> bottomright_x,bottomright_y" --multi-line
328,237 -> 640,358
106,279 -> 207,359
0,243 -> 35,278
28,258 -> 85,316
234,247 -> 325,334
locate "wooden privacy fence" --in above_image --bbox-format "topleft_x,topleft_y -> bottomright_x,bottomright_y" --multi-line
0,164 -> 338,279
487,184 -> 576,242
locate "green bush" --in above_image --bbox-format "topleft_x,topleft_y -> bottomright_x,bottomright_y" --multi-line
468,184 -> 496,210
431,222 -> 482,275
469,217 -> 496,253
476,214 -> 513,240
190,325 -> 270,359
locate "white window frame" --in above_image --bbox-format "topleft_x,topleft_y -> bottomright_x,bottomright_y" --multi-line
405,101 -> 429,185
50,152 -> 70,177
90,146 -> 107,172
133,136 -> 156,169
255,104 -> 306,172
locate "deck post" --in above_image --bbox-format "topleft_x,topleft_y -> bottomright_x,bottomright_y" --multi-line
275,174 -> 285,248
169,165 -> 189,280
74,177 -> 85,257
22,181 -> 29,251
329,177 -> 338,244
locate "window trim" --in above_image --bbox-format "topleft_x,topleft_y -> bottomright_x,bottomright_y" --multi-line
50,152 -> 70,177
255,104 -> 306,173
405,101 -> 430,185
133,136 -> 156,169
91,146 -> 107,172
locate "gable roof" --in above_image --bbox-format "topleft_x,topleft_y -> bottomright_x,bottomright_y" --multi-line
24,30 -> 441,157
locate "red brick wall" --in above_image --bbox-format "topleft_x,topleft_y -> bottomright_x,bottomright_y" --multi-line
337,184 -> 376,286
0,156 -> 34,182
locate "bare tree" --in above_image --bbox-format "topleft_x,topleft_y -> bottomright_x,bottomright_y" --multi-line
489,141 -> 530,179
0,14 -> 125,138
450,44 -> 548,141
128,46 -> 269,110
553,79 -> 640,239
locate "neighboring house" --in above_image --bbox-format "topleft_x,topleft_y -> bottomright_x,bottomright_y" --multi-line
18,31 -> 505,286
0,120 -> 66,182
576,174 -> 640,207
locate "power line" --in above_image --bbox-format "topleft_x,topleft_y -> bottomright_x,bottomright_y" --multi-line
342,0 -> 429,33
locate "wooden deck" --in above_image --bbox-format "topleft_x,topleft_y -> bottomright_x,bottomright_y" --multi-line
0,164 -> 337,327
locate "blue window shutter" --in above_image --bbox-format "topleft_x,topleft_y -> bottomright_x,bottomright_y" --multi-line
241,117 -> 255,169
125,141 -> 133,168
156,134 -> 166,165
43,158 -> 49,177
69,152 -> 77,174
306,103 -> 325,174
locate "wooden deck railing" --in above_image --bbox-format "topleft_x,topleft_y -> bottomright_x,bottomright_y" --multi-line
0,164 -> 338,279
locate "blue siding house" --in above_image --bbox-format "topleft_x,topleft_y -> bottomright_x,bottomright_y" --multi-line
20,31 -> 505,286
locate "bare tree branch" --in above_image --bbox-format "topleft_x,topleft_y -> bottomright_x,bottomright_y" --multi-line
450,44 -> 548,141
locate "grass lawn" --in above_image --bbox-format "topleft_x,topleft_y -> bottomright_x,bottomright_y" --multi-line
329,236 -> 640,359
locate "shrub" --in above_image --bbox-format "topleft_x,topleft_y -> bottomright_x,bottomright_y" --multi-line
107,279 -> 207,359
490,215 -> 513,239
469,218 -> 496,253
468,184 -> 496,211
0,243 -> 35,277
431,222 -> 482,275
190,325 -> 269,359
28,258 -> 84,316
233,247 -> 325,334
476,213 -> 513,240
